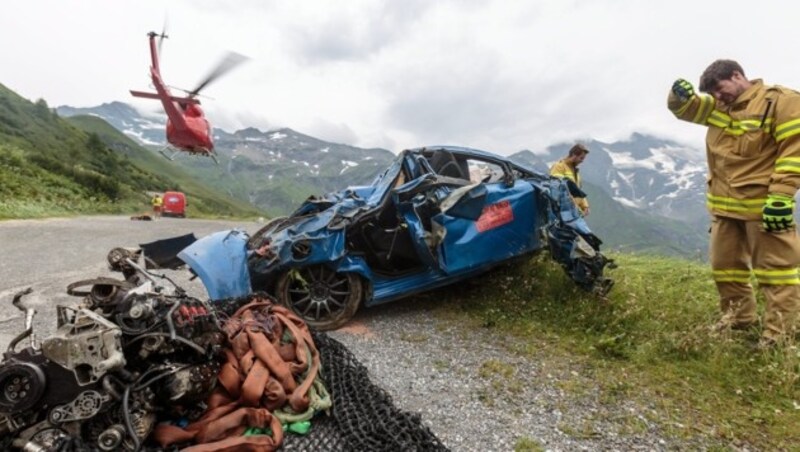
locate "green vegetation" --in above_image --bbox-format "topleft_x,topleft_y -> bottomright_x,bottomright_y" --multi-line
584,181 -> 709,260
64,115 -> 262,219
0,143 -> 139,218
514,437 -> 545,452
0,83 -> 261,219
428,253 -> 800,449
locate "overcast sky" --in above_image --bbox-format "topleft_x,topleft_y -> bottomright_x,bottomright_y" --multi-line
2,0 -> 798,155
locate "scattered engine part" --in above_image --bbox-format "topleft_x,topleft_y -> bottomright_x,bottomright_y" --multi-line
1,241 -> 451,452
0,262 -> 223,451
41,309 -> 125,385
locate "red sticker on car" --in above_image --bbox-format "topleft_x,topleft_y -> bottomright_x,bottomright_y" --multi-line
475,200 -> 514,232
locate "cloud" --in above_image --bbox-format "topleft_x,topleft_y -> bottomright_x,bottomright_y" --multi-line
282,1 -> 432,64
3,0 -> 800,156
307,118 -> 359,146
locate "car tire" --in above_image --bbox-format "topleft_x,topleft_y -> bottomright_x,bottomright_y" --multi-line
247,216 -> 289,250
275,265 -> 362,331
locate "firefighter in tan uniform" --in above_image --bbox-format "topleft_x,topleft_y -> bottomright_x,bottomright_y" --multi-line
668,59 -> 800,345
550,144 -> 590,217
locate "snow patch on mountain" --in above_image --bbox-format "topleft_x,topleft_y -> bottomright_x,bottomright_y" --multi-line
123,130 -> 160,146
339,160 -> 359,175
606,146 -> 704,174
613,196 -> 639,208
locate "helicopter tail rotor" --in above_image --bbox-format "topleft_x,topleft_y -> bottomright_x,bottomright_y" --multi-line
157,17 -> 169,55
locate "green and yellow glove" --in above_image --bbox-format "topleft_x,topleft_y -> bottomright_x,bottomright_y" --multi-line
671,78 -> 695,102
763,193 -> 795,232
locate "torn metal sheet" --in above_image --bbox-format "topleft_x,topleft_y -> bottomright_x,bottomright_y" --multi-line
245,145 -> 614,330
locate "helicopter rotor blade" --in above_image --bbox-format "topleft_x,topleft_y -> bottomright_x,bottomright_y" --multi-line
189,52 -> 248,97
158,18 -> 169,55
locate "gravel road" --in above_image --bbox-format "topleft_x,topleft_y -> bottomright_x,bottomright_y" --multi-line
0,216 -> 706,451
0,216 -> 255,347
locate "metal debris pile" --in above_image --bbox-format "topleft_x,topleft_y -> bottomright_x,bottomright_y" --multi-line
0,245 -> 448,451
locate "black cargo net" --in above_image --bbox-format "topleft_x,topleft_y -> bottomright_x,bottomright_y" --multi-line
281,332 -> 449,452
6,333 -> 449,452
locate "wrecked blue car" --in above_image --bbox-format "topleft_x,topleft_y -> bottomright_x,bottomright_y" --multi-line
207,146 -> 613,330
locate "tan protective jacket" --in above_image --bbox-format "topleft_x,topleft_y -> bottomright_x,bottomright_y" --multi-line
668,79 -> 800,220
550,158 -> 589,214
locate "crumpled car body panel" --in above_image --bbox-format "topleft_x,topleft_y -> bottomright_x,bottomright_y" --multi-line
178,230 -> 252,300
241,146 -> 612,311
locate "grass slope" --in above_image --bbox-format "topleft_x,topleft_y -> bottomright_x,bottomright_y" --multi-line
1,84 -> 161,218
63,115 -> 263,219
0,83 -> 261,219
425,253 -> 799,449
583,181 -> 709,259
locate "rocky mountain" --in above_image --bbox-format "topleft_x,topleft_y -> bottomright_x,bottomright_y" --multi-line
57,102 -> 396,216
57,102 -> 165,146
510,134 -> 709,230
210,127 -> 395,215
57,102 -> 711,258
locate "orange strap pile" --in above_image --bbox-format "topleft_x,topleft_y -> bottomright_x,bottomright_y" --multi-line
153,298 -> 322,451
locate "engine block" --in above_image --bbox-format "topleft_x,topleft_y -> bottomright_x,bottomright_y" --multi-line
0,254 -> 223,451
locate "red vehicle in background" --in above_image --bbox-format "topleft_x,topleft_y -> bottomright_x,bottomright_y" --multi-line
162,191 -> 187,217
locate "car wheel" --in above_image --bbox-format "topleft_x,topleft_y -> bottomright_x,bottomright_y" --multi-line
248,216 -> 289,250
275,265 -> 362,331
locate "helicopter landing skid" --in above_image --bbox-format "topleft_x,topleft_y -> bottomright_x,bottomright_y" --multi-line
157,146 -> 220,165
158,147 -> 179,161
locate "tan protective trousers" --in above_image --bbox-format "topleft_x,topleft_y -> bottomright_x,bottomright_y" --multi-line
709,216 -> 800,339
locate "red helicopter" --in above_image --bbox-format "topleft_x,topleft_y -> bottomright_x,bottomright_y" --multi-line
130,31 -> 246,162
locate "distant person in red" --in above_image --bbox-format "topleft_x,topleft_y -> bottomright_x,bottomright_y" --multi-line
151,194 -> 163,219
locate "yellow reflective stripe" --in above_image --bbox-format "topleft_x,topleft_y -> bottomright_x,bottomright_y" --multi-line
713,269 -> 752,276
775,118 -> 800,142
551,172 -> 576,182
708,111 -> 775,136
712,269 -> 752,283
753,269 -> 799,276
706,194 -> 765,213
707,110 -> 731,128
736,118 -> 773,131
753,268 -> 800,285
718,119 -> 774,136
693,94 -> 715,124
707,118 -> 729,128
775,157 -> 800,173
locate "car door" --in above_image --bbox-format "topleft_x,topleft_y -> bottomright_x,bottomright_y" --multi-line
432,157 -> 540,274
